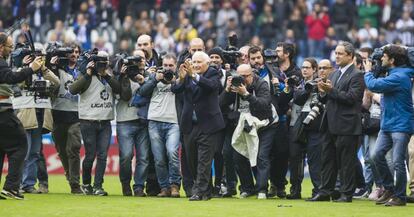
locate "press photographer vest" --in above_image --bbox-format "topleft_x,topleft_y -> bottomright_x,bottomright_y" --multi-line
52,69 -> 78,112
115,79 -> 139,122
148,82 -> 178,124
12,74 -> 52,109
79,75 -> 114,120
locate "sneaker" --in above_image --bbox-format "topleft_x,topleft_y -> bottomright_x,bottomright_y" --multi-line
93,187 -> 108,196
376,190 -> 394,205
239,191 -> 254,199
257,192 -> 267,199
368,187 -> 384,201
353,188 -> 367,199
21,187 -> 38,194
37,184 -> 49,194
384,196 -> 406,206
1,189 -> 24,200
222,188 -> 237,198
81,184 -> 94,195
157,188 -> 171,197
70,184 -> 83,195
122,183 -> 132,196
170,185 -> 180,198
407,192 -> 414,203
268,185 -> 277,198
134,188 -> 146,197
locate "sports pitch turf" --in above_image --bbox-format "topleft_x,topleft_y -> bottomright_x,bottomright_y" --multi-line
1,175 -> 413,217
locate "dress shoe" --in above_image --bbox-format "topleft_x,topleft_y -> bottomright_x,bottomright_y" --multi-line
305,194 -> 330,202
384,196 -> 406,206
276,188 -> 287,198
333,195 -> 352,203
376,190 -> 393,205
330,190 -> 341,200
406,192 -> 414,203
286,193 -> 302,200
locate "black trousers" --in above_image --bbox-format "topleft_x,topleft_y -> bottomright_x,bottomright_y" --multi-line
37,145 -> 49,186
52,122 -> 82,186
319,132 -> 359,196
0,110 -> 28,191
183,124 -> 221,196
222,124 -> 237,190
181,137 -> 194,197
288,128 -> 322,196
212,129 -> 225,188
270,121 -> 289,190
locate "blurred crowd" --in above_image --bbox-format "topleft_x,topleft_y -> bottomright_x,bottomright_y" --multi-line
0,0 -> 414,62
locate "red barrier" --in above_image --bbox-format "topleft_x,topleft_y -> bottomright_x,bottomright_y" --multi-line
2,144 -> 123,175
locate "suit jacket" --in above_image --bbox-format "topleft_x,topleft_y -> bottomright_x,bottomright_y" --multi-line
171,66 -> 225,134
320,64 -> 365,135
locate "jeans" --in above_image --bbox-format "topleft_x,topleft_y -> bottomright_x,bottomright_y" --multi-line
363,134 -> 394,190
37,145 -> 48,186
148,121 -> 181,189
21,127 -> 43,190
80,120 -> 112,189
372,131 -> 410,200
117,120 -> 150,190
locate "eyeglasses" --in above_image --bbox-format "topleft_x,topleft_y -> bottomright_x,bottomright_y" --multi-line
318,66 -> 332,70
301,66 -> 312,69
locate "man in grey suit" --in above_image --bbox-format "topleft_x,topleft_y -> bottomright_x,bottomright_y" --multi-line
307,41 -> 365,202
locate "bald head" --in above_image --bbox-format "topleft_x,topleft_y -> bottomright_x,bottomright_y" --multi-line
136,34 -> 153,58
237,64 -> 254,86
189,38 -> 205,55
318,59 -> 333,80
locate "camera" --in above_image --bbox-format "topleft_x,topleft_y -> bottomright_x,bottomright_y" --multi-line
286,75 -> 301,87
156,67 -> 175,82
46,44 -> 73,68
369,48 -> 387,78
263,49 -> 278,63
303,101 -> 324,125
304,78 -> 324,92
113,53 -> 143,79
231,74 -> 245,87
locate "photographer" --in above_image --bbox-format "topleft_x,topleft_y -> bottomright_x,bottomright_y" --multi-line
171,51 -> 224,201
69,50 -> 120,196
0,32 -> 43,200
12,44 -> 60,195
50,42 -> 83,194
115,49 -> 150,197
208,47 -> 234,197
138,53 -> 181,198
220,64 -> 276,199
289,58 -> 324,199
364,45 -> 414,206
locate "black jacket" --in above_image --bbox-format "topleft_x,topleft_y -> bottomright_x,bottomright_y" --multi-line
319,64 -> 365,135
0,58 -> 33,84
220,75 -> 272,122
171,66 -> 225,134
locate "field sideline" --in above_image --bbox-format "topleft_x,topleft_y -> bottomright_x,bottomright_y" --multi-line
1,175 -> 413,217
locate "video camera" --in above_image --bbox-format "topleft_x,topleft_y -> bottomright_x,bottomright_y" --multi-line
369,48 -> 387,78
78,48 -> 108,75
11,30 -> 45,68
113,53 -> 143,79
263,49 -> 278,64
222,34 -> 242,70
45,42 -> 73,69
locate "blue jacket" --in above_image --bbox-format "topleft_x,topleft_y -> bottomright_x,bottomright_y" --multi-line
364,67 -> 414,133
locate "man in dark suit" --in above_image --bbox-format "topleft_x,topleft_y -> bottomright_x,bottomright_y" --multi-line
171,51 -> 225,201
307,41 -> 365,202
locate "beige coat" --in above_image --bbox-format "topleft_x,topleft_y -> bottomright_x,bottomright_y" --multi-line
16,67 -> 60,132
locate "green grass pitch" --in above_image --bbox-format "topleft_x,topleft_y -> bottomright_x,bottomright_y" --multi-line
1,175 -> 413,217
